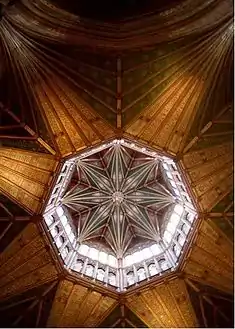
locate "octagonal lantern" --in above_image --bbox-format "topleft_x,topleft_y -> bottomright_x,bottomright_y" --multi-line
43,139 -> 197,291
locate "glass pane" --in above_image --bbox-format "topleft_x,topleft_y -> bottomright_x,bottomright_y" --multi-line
166,171 -> 173,179
166,221 -> 176,234
45,215 -> 54,226
89,247 -> 99,260
85,264 -> 94,277
51,225 -> 60,237
170,212 -> 180,226
174,204 -> 184,216
65,224 -> 71,235
150,244 -> 162,255
108,255 -> 117,267
108,273 -> 116,286
163,230 -> 172,243
124,255 -> 133,266
178,234 -> 186,246
186,213 -> 194,223
159,259 -> 169,271
74,261 -> 83,272
173,244 -> 181,257
174,188 -> 180,196
60,215 -> 68,226
141,247 -> 152,259
97,268 -> 105,281
170,180 -> 177,188
99,251 -> 108,264
56,236 -> 63,248
137,268 -> 146,281
163,163 -> 169,170
56,206 -> 64,217
149,263 -> 159,276
61,248 -> 69,260
68,231 -> 75,243
126,272 -> 135,285
182,223 -> 190,235
132,251 -> 142,263
79,244 -> 89,256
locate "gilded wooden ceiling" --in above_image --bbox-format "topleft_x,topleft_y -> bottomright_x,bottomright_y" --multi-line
0,0 -> 233,327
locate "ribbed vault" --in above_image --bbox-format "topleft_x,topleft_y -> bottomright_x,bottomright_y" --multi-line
0,0 -> 233,327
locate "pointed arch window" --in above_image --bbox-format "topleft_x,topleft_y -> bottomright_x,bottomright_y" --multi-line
74,260 -> 84,272
108,272 -> 116,286
126,271 -> 135,286
181,223 -> 190,235
137,267 -> 146,281
97,268 -> 105,281
56,235 -> 65,248
159,258 -> 169,271
148,263 -> 159,276
51,225 -> 60,237
61,245 -> 70,259
177,234 -> 186,246
173,244 -> 181,257
45,215 -> 54,226
85,264 -> 94,277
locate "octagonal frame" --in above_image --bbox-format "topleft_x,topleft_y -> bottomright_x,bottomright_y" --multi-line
43,138 -> 198,292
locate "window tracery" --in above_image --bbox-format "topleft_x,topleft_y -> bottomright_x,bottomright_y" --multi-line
137,267 -> 146,281
73,260 -> 84,272
108,273 -> 116,286
148,263 -> 159,276
85,264 -> 94,277
97,268 -> 105,281
43,139 -> 197,291
158,258 -> 168,270
126,271 -> 135,286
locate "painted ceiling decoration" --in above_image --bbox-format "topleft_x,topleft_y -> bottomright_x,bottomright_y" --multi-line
43,138 -> 199,291
0,0 -> 233,327
63,142 -> 180,244
62,141 -> 176,255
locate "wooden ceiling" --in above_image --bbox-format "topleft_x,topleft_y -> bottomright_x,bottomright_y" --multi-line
0,0 -> 233,327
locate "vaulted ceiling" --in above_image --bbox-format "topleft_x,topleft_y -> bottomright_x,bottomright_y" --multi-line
0,0 -> 233,327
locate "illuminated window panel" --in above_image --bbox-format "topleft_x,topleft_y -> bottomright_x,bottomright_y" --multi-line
43,138 -> 197,291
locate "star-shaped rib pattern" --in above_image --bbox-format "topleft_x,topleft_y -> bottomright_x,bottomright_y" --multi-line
62,143 -> 175,257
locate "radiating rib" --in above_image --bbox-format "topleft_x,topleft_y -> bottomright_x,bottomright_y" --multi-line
62,142 -> 177,257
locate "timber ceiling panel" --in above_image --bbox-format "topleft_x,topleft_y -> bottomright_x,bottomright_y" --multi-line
182,218 -> 233,294
209,192 -> 234,241
47,279 -> 118,327
0,147 -> 58,213
0,193 -> 30,252
126,276 -> 198,328
99,304 -> 147,328
181,142 -> 233,212
35,78 -> 115,157
0,280 -> 59,327
123,20 -> 233,152
185,279 -> 234,328
0,103 -> 54,153
0,222 -> 58,301
46,50 -> 117,124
